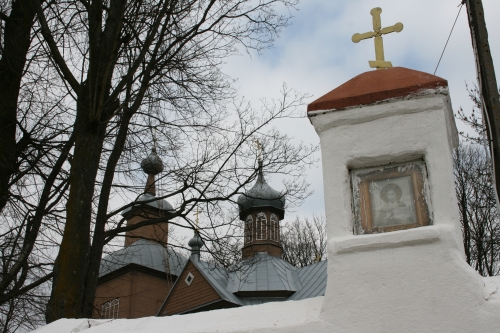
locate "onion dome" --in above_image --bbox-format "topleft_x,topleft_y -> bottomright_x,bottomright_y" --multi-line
237,161 -> 285,219
141,146 -> 164,175
188,230 -> 204,260
122,145 -> 173,216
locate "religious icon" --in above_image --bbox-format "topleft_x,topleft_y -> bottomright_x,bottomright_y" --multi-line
371,179 -> 416,227
351,161 -> 431,234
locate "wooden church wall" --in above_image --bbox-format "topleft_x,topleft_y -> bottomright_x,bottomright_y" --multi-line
124,213 -> 169,246
94,271 -> 134,319
94,270 -> 171,319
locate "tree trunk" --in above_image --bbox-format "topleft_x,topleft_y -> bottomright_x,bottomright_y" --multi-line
81,112 -> 133,318
0,0 -> 36,212
44,0 -> 127,319
45,97 -> 107,322
465,0 -> 500,207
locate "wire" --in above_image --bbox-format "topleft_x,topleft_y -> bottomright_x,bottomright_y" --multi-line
433,3 -> 464,75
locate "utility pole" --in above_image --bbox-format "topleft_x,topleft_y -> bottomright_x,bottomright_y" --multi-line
465,0 -> 500,202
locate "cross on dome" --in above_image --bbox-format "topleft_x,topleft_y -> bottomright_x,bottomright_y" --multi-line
352,7 -> 403,70
255,139 -> 263,162
194,207 -> 201,231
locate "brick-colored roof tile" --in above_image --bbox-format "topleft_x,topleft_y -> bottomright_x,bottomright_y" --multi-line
307,67 -> 448,112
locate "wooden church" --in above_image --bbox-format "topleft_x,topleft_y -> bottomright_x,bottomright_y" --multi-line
93,149 -> 327,319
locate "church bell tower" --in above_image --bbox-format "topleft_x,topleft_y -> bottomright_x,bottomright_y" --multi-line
237,160 -> 285,259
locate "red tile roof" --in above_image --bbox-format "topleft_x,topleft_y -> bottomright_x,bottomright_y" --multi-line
307,67 -> 448,112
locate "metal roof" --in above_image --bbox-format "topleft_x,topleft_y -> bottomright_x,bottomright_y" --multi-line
227,253 -> 301,294
141,146 -> 164,175
287,260 -> 328,301
122,193 -> 174,215
99,239 -> 187,277
166,254 -> 328,310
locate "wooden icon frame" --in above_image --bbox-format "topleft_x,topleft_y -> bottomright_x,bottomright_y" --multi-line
351,161 -> 431,234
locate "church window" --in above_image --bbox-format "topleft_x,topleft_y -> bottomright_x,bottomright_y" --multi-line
256,213 -> 267,240
185,272 -> 194,286
270,214 -> 279,241
101,298 -> 119,319
245,215 -> 253,243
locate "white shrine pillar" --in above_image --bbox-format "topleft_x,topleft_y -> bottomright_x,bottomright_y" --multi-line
309,67 -> 499,332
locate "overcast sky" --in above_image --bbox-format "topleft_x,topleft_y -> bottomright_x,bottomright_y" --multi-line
220,0 -> 500,221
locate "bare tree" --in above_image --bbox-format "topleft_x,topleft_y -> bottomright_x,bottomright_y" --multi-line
199,214 -> 326,272
454,84 -> 500,276
0,0 -> 312,322
0,0 -> 38,212
281,215 -> 327,268
0,88 -> 71,331
0,0 -> 317,325
0,5 -> 77,326
453,142 -> 500,276
0,282 -> 48,333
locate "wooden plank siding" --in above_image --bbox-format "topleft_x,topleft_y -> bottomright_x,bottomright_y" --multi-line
94,270 -> 172,319
159,260 -> 222,316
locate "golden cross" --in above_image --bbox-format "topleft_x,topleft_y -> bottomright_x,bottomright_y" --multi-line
352,7 -> 403,70
194,207 -> 201,230
255,140 -> 263,162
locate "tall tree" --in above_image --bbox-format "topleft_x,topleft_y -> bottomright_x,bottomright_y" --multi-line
26,0 -> 307,322
0,0 -> 37,212
0,1 -> 73,324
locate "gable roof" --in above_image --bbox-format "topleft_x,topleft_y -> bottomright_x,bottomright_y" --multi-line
158,253 -> 328,316
192,260 -> 243,306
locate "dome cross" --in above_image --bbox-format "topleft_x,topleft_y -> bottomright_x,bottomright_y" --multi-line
255,139 -> 263,162
194,207 -> 201,231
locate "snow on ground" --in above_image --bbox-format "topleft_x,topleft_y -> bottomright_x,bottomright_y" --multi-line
31,276 -> 500,333
483,276 -> 500,302
32,296 -> 324,333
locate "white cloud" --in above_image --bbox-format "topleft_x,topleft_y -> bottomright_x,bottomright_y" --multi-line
222,0 -> 500,220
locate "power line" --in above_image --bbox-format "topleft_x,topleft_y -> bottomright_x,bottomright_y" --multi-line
434,3 -> 464,75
